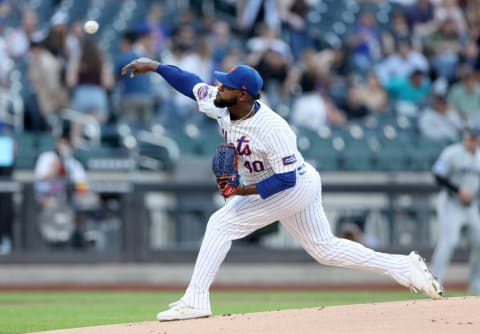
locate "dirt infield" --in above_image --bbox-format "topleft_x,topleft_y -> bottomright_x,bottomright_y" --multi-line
31,296 -> 479,334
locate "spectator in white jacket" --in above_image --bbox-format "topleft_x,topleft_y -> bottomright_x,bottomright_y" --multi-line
419,95 -> 463,141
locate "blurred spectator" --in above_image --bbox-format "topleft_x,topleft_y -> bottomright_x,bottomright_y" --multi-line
465,0 -> 480,40
334,209 -> 380,249
278,0 -> 314,61
376,41 -> 429,85
218,44 -> 244,73
347,72 -> 389,118
285,50 -> 346,129
389,0 -> 416,5
419,94 -> 463,141
325,45 -> 351,78
161,24 -> 208,123
338,222 -> 380,249
407,0 -> 435,41
28,38 -> 70,131
209,20 -> 235,73
0,124 -> 14,255
139,3 -> 170,57
246,24 -> 292,108
285,50 -> 328,130
6,8 -> 40,61
447,67 -> 480,125
434,0 -> 467,36
34,134 -> 88,249
115,30 -> 156,128
381,11 -> 412,56
0,18 -> 11,87
168,7 -> 200,33
385,69 -> 431,116
66,37 -> 114,146
463,34 -> 479,70
34,134 -> 86,188
347,11 -> 383,76
236,0 -> 281,37
252,47 -> 290,109
315,45 -> 351,105
0,0 -> 12,23
246,23 -> 292,62
196,36 -> 214,84
342,76 -> 371,120
43,11 -> 69,61
423,18 -> 462,80
198,12 -> 217,36
462,0 -> 480,70
364,72 -> 390,113
65,20 -> 86,61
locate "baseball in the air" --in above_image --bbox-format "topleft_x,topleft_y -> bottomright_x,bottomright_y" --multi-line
84,20 -> 99,34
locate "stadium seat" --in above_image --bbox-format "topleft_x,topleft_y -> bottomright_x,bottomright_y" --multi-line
198,133 -> 224,156
173,134 -> 203,156
13,132 -> 36,149
375,139 -> 409,171
343,137 -> 375,171
13,132 -> 55,170
74,146 -> 136,172
136,133 -> 179,171
299,131 -> 341,171
15,147 -> 37,170
36,132 -> 55,151
407,138 -> 450,171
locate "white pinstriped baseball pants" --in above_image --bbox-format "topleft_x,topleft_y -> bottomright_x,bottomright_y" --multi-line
181,163 -> 411,310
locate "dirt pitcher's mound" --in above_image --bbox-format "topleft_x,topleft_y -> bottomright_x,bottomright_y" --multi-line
32,296 -> 480,334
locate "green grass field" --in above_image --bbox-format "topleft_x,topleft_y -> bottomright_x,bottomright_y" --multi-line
0,289 -> 468,334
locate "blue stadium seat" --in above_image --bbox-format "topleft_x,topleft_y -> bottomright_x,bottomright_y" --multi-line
407,138 -> 450,171
74,146 -> 134,172
343,137 -> 375,171
375,139 -> 409,171
298,129 -> 341,170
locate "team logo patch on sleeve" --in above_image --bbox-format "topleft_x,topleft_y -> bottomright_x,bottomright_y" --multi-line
282,154 -> 297,166
197,85 -> 210,100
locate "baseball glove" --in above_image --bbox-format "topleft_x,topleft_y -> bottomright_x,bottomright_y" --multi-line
212,143 -> 240,198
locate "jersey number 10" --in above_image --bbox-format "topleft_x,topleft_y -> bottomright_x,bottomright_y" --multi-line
244,160 -> 265,173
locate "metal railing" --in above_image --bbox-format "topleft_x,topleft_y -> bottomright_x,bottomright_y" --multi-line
1,177 -> 467,264
59,108 -> 102,146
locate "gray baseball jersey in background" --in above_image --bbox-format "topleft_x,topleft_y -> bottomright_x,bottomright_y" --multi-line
431,142 -> 480,293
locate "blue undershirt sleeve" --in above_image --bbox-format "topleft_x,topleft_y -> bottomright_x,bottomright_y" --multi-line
156,64 -> 203,100
256,170 -> 297,199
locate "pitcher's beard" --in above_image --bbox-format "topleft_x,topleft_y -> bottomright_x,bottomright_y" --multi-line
214,96 -> 237,108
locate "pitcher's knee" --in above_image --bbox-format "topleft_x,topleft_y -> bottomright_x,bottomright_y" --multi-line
204,212 -> 240,239
308,237 -> 341,263
205,215 -> 225,234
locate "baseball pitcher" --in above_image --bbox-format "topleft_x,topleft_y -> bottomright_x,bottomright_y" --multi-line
121,58 -> 443,321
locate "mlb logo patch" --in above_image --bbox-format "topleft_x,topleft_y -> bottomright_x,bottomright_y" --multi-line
282,154 -> 297,165
197,85 -> 210,100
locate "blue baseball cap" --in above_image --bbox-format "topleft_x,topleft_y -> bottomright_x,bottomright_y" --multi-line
214,65 -> 263,97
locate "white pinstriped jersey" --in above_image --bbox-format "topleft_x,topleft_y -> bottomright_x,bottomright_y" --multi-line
193,83 -> 305,186
176,82 -> 419,313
